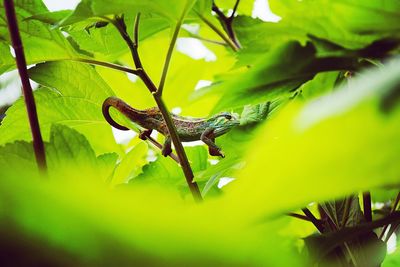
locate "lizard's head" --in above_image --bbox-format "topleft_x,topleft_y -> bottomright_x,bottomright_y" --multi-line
207,112 -> 240,136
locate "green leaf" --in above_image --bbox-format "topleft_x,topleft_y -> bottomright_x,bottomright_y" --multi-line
131,146 -> 209,188
112,142 -> 148,185
45,124 -> 104,178
269,0 -> 400,49
0,124 -> 118,180
66,14 -> 169,59
214,0 -> 255,17
0,167 -> 303,266
221,57 -> 400,219
91,0 -> 197,22
0,61 -> 118,154
198,41 -> 357,113
0,0 -> 77,72
0,141 -> 36,173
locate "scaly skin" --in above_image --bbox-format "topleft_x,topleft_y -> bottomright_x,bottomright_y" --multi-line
102,96 -> 240,157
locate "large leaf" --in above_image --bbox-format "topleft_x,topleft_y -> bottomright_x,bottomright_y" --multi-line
0,61 -> 118,154
196,41 -> 357,113
220,57 -> 400,219
269,0 -> 400,49
0,0 -> 76,72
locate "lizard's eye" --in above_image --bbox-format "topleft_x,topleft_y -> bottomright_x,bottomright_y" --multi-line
224,114 -> 232,120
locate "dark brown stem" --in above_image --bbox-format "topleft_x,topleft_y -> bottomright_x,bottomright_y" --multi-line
363,191 -> 372,222
302,208 -> 325,233
287,212 -> 312,222
4,0 -> 47,172
212,0 -> 241,49
111,14 -> 202,202
379,191 -> 400,239
341,196 -> 352,228
384,222 -> 399,243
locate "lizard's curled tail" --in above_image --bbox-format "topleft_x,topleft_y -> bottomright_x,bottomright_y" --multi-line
102,97 -> 130,131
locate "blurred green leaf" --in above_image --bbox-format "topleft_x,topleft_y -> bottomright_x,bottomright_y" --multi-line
222,57 -> 400,219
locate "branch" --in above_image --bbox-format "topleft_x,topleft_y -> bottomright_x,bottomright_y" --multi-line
72,58 -> 139,75
212,0 -> 241,49
157,16 -> 184,96
302,208 -> 325,233
379,191 -> 400,239
111,14 -> 202,202
363,191 -> 372,222
4,0 -> 47,173
197,12 -> 239,52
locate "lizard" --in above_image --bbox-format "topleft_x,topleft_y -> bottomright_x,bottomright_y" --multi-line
102,96 -> 240,158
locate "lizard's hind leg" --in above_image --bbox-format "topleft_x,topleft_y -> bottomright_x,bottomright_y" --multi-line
201,128 -> 225,158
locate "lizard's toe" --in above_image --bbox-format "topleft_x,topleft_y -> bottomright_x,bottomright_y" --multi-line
161,146 -> 172,157
209,148 -> 224,158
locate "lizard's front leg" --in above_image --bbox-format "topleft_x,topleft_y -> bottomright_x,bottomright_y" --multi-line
161,136 -> 172,156
201,128 -> 225,158
139,129 -> 153,140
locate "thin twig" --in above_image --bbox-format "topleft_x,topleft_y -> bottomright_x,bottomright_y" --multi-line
157,15 -> 184,96
188,33 -> 228,46
363,191 -> 372,222
341,196 -> 352,228
229,0 -> 240,20
287,212 -> 312,222
379,191 -> 400,239
197,12 -> 239,52
4,0 -> 47,172
302,208 -> 324,233
72,58 -> 139,75
211,1 -> 241,49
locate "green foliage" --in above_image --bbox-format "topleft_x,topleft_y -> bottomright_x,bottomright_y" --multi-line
1,0 -> 400,266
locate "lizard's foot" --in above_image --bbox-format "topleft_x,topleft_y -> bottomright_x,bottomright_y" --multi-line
209,147 -> 225,158
161,145 -> 172,157
139,129 -> 152,140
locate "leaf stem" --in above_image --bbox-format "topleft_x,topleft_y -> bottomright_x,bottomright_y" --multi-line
4,0 -> 47,173
157,17 -> 184,96
379,191 -> 400,239
212,0 -> 241,49
71,58 -> 139,75
363,191 -> 372,222
302,208 -> 324,233
197,13 -> 239,52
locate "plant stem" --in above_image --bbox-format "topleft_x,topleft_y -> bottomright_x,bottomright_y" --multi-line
287,212 -> 312,222
379,191 -> 400,239
363,191 -> 372,222
212,0 -> 241,49
302,208 -> 324,233
188,33 -> 228,46
4,0 -> 47,173
72,58 -> 139,75
111,13 -> 202,202
197,13 -> 239,52
157,17 -> 184,96
153,96 -> 202,201
341,196 -> 352,228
